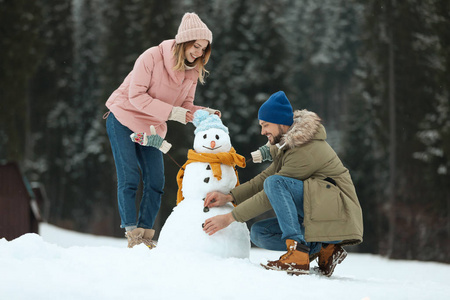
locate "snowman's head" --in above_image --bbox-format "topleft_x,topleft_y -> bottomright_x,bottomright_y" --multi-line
194,128 -> 231,153
193,110 -> 232,154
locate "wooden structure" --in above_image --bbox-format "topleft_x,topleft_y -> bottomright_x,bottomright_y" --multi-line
0,162 -> 43,241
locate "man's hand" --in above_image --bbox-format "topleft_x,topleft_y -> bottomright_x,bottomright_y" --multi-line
203,213 -> 235,235
204,191 -> 233,208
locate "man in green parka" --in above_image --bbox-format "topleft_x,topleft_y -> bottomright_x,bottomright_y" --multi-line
203,91 -> 363,276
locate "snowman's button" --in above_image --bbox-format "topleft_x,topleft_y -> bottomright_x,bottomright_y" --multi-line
203,207 -> 209,213
204,177 -> 210,183
206,165 -> 211,170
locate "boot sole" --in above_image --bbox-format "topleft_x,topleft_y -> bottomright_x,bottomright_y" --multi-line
260,263 -> 310,275
286,270 -> 310,276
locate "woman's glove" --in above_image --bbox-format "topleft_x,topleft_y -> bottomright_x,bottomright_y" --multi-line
168,106 -> 189,124
130,125 -> 172,154
251,143 -> 272,163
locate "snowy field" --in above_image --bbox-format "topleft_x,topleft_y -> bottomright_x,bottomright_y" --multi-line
1,223 -> 449,300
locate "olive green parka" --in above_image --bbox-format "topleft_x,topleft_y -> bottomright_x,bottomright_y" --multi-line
230,110 -> 363,246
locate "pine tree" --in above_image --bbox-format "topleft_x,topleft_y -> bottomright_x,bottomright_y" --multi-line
27,0 -> 75,224
356,0 -> 450,261
0,0 -> 43,162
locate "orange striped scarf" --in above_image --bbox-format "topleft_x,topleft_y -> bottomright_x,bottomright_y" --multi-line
176,147 -> 246,204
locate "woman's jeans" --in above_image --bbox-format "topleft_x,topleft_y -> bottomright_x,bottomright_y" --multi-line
106,112 -> 164,229
250,175 -> 339,255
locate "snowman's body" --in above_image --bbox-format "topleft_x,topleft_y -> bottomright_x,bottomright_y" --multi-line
157,112 -> 250,259
182,162 -> 237,198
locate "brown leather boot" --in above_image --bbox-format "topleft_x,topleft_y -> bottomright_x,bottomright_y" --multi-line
125,228 -> 156,249
316,244 -> 347,277
261,239 -> 310,275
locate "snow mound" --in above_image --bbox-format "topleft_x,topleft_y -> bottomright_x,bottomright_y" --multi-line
0,223 -> 449,300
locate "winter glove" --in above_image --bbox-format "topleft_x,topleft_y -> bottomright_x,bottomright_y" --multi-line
203,107 -> 222,117
251,143 -> 272,163
130,125 -> 172,154
168,106 -> 189,124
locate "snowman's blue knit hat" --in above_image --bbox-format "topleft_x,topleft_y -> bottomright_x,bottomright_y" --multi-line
193,110 -> 229,134
258,91 -> 294,126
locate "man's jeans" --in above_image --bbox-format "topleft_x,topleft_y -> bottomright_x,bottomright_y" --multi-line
250,175 -> 338,254
106,112 -> 164,229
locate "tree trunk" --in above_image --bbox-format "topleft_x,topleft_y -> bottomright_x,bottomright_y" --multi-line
387,0 -> 397,258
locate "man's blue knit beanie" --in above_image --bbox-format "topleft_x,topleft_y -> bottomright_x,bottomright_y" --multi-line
258,91 -> 294,126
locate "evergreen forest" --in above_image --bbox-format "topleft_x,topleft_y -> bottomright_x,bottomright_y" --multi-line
1,0 -> 449,262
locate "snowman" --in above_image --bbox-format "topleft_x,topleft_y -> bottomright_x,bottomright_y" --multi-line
157,110 -> 250,259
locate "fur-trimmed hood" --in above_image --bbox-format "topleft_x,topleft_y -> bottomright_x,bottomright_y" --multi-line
280,109 -> 325,150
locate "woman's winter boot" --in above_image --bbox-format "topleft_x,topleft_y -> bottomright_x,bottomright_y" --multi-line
125,228 -> 156,249
142,228 -> 157,249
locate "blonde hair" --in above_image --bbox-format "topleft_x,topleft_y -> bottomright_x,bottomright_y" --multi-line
173,41 -> 211,84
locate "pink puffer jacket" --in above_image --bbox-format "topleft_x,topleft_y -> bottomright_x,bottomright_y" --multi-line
106,39 -> 205,138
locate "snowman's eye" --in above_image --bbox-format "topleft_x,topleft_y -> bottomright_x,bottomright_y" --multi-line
215,135 -> 220,140
203,134 -> 207,139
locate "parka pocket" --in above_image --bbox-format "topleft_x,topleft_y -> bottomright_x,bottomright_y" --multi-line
306,178 -> 344,221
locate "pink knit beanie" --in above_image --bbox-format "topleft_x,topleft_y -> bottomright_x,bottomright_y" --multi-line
175,12 -> 212,44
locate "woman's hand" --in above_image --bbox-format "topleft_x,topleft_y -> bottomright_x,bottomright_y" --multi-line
204,192 -> 233,208
202,108 -> 221,118
186,111 -> 194,123
203,213 -> 235,235
130,125 -> 172,153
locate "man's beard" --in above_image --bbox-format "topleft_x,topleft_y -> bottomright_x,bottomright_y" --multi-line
270,125 -> 285,145
271,133 -> 283,145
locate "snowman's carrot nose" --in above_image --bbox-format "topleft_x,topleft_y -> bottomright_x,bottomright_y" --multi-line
210,141 -> 216,148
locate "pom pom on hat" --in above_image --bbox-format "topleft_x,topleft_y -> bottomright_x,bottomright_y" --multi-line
175,12 -> 212,44
258,91 -> 294,126
193,110 -> 228,135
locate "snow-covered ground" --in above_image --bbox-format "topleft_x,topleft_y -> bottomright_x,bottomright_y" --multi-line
1,223 -> 449,300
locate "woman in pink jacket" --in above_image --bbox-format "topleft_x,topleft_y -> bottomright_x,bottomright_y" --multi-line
105,13 -> 219,248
